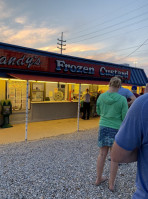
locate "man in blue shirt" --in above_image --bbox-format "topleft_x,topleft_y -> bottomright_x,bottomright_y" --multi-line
116,76 -> 136,106
118,81 -> 136,107
111,93 -> 148,198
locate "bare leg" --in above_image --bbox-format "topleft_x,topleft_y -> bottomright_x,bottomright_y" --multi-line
95,146 -> 109,185
109,148 -> 118,191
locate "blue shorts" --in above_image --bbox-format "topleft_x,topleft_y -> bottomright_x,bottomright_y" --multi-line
98,126 -> 118,147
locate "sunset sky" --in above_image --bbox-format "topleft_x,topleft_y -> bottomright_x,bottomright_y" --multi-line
0,0 -> 148,75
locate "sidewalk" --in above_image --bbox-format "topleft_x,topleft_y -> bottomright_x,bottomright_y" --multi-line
0,117 -> 99,145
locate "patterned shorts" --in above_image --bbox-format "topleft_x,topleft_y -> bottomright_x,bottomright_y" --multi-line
98,126 -> 118,147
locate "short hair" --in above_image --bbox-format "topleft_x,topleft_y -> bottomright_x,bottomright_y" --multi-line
109,77 -> 121,88
115,75 -> 123,83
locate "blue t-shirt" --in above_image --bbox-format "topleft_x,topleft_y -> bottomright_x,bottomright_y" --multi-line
115,93 -> 148,199
118,87 -> 134,99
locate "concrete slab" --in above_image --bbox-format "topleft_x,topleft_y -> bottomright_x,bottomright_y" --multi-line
0,117 -> 99,145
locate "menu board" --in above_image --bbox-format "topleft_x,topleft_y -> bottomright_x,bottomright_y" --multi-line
32,91 -> 44,101
31,82 -> 44,101
7,80 -> 29,110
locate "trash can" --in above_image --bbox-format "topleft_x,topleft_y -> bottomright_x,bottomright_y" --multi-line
1,100 -> 13,128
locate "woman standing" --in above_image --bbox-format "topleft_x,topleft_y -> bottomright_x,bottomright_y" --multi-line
95,76 -> 128,191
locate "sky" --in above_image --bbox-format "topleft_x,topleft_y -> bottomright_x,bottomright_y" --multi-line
0,0 -> 148,76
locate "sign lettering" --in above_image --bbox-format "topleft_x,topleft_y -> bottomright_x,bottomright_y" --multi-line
0,49 -> 49,72
56,60 -> 95,75
99,66 -> 129,79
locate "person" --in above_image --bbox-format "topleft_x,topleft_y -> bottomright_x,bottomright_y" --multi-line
96,90 -> 101,100
131,85 -> 140,98
127,85 -> 139,105
111,91 -> 148,199
145,82 -> 148,93
80,97 -> 84,118
90,94 -> 96,117
117,76 -> 136,107
95,77 -> 128,191
82,89 -> 90,120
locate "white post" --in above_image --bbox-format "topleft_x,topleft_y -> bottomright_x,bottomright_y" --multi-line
25,80 -> 29,141
77,84 -> 81,132
139,86 -> 140,94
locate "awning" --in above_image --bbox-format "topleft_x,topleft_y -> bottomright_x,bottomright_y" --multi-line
8,73 -> 109,85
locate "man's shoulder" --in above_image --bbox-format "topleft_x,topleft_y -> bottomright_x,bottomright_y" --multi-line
118,86 -> 133,98
119,86 -> 129,92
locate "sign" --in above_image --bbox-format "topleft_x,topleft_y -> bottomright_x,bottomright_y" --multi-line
99,66 -> 130,79
0,48 -> 131,80
0,49 -> 49,72
49,58 -> 131,80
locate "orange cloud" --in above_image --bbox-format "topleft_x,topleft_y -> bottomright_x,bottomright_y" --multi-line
5,27 -> 59,47
40,43 -> 104,54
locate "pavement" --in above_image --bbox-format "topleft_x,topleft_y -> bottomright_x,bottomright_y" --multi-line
0,117 -> 99,145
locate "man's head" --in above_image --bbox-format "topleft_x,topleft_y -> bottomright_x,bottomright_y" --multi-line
132,85 -> 137,94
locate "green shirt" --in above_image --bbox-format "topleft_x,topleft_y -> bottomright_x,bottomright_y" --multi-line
96,91 -> 128,129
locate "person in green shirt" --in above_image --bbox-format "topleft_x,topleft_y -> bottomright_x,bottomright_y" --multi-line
95,76 -> 128,192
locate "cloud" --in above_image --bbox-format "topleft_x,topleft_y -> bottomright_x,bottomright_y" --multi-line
0,26 -> 15,39
40,45 -> 58,52
3,27 -> 59,47
0,0 -> 13,18
39,44 -> 100,58
40,43 -> 104,55
66,44 -> 99,53
86,52 -> 118,62
15,17 -> 27,25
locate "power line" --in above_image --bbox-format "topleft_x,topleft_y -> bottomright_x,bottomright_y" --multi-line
89,26 -> 148,47
66,2 -> 148,41
112,42 -> 148,52
65,0 -> 140,35
117,38 -> 148,61
68,11 -> 148,42
67,17 -> 148,44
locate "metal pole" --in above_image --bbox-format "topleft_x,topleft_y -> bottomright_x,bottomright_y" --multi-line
61,32 -> 63,54
77,84 -> 81,132
25,80 -> 29,141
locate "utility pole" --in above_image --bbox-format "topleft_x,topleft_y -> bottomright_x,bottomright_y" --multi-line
57,32 -> 66,54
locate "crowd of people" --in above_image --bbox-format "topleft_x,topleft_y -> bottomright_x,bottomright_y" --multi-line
93,76 -> 148,199
80,76 -> 142,120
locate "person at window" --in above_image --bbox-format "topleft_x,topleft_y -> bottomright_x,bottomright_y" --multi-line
95,77 -> 128,191
82,89 -> 90,120
96,90 -> 101,100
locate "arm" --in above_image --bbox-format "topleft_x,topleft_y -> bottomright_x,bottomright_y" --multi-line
111,141 -> 138,163
96,98 -> 100,115
128,94 -> 136,106
121,98 -> 128,120
145,83 -> 148,93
